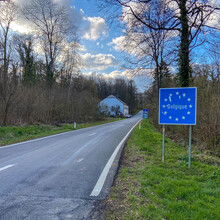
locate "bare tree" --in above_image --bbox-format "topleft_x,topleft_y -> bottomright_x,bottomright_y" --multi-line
0,0 -> 18,125
59,41 -> 81,98
99,0 -> 220,87
13,34 -> 37,85
117,3 -> 175,92
0,0 -> 17,82
22,0 -> 75,86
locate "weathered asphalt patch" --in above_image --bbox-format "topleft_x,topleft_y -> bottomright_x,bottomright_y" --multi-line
0,195 -> 96,220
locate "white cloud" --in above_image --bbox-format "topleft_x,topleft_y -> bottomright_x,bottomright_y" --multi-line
206,10 -> 220,28
77,44 -> 87,52
57,41 -> 83,63
109,33 -> 153,59
83,17 -> 108,41
121,0 -> 220,34
11,0 -> 108,41
10,0 -> 85,35
107,68 -> 154,92
109,30 -> 178,67
109,36 -> 125,51
122,1 -> 148,29
84,68 -> 153,92
81,53 -> 119,71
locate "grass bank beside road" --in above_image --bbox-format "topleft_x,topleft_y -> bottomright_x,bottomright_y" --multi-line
0,118 -> 120,146
104,120 -> 220,219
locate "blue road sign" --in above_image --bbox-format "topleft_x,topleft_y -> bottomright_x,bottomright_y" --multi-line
159,87 -> 197,125
143,109 -> 148,119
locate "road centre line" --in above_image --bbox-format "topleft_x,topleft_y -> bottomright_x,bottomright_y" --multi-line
90,118 -> 142,197
76,158 -> 84,163
88,133 -> 96,136
0,164 -> 16,172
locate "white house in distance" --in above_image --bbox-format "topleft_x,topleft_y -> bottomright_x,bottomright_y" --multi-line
99,95 -> 129,116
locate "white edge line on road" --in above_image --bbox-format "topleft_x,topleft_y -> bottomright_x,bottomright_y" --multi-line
0,164 -> 16,172
0,118 -> 133,150
88,133 -> 96,136
90,118 -> 142,197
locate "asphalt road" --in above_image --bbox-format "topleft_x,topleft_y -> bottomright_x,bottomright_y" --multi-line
0,112 -> 142,220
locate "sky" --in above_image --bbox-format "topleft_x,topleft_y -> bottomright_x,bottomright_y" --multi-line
72,0 -> 219,92
7,0 -> 152,91
71,0 -> 152,92
7,0 -> 220,92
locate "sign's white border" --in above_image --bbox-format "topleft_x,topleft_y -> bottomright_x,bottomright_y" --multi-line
159,87 -> 197,125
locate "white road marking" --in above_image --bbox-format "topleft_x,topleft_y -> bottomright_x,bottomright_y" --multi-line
90,119 -> 142,197
76,158 -> 84,163
112,125 -> 124,128
0,164 -> 16,172
88,133 -> 96,136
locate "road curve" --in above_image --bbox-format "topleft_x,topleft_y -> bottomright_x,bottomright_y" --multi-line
0,112 -> 142,220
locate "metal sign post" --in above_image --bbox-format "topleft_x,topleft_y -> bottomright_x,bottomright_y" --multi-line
159,87 -> 197,167
188,125 -> 192,168
162,125 -> 165,163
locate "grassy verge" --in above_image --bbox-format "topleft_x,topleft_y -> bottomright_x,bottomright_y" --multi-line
104,119 -> 220,219
0,118 -> 120,146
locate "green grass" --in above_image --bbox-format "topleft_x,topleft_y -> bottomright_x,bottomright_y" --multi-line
0,118 -> 120,146
105,120 -> 220,220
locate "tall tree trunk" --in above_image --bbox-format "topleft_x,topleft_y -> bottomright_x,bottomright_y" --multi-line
155,61 -> 160,93
179,0 -> 190,87
3,27 -> 9,86
3,98 -> 10,126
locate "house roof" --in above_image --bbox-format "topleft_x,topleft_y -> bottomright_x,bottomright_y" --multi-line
107,95 -> 115,98
106,95 -> 128,107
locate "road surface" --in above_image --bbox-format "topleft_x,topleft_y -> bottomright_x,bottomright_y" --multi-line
0,112 -> 142,220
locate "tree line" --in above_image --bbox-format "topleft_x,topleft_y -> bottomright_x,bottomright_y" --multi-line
0,0 -> 140,126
